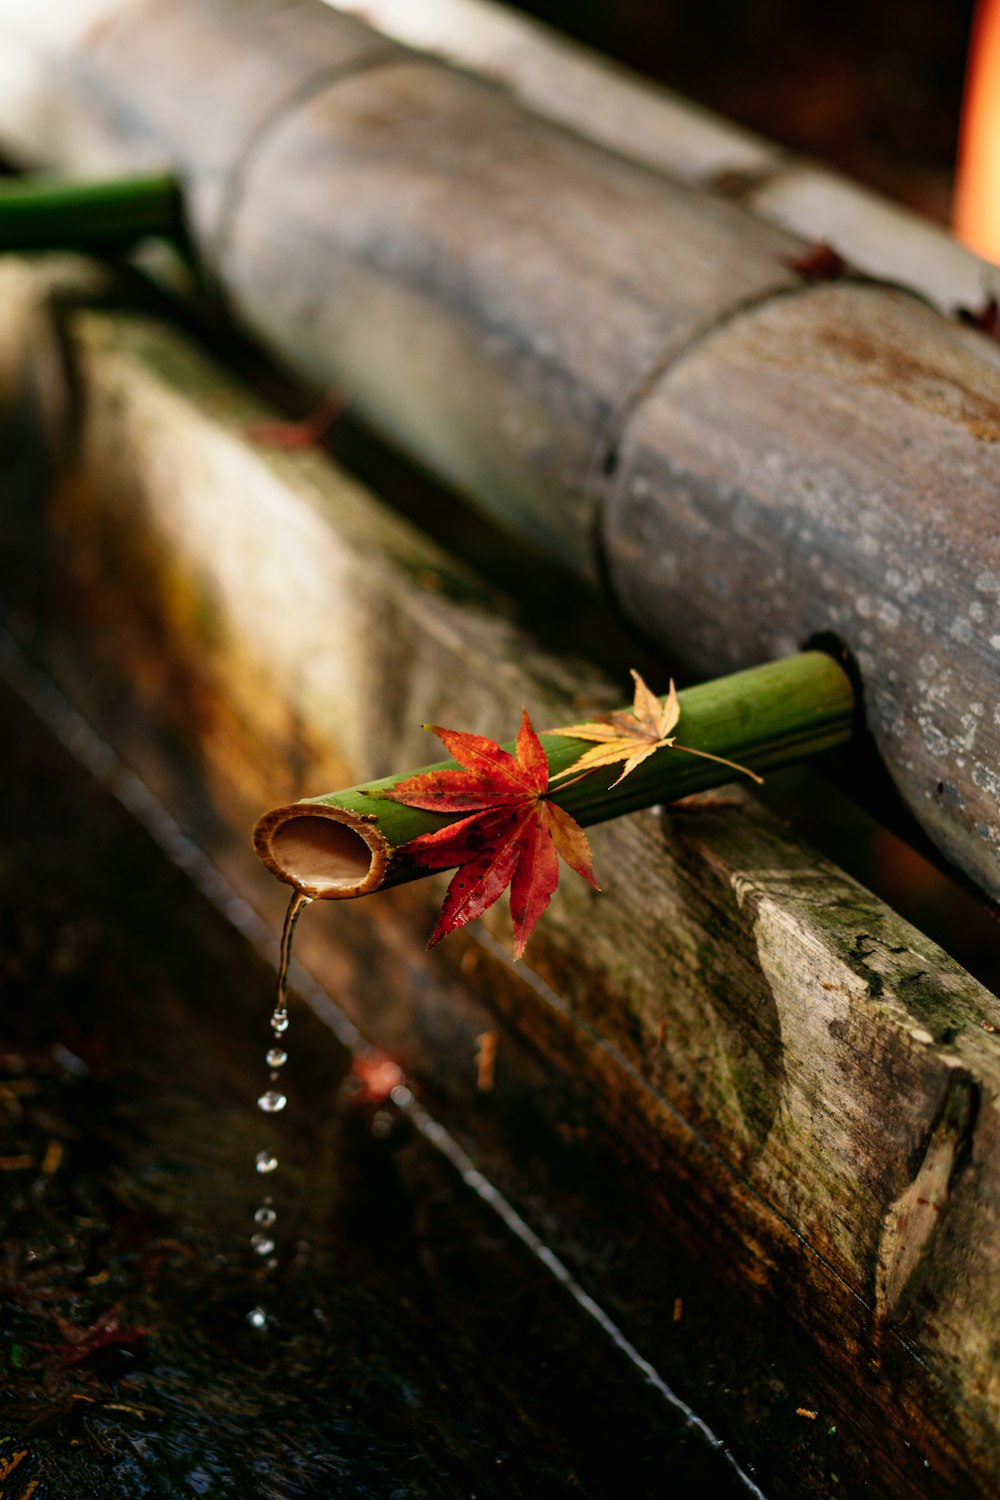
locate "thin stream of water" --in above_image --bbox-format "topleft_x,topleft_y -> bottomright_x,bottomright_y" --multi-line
0,625 -> 769,1496
249,888 -> 313,1327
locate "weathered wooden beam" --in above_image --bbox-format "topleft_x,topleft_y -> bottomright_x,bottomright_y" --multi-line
0,0 -> 996,910
2,259 -> 998,1495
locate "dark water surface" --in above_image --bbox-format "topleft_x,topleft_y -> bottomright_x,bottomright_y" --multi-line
0,678 -> 754,1499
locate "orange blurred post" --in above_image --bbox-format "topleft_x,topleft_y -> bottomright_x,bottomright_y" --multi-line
955,0 -> 1000,262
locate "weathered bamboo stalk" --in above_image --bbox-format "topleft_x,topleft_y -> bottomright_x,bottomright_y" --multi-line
0,172 -> 183,252
1,0 -> 998,907
0,0 -> 400,249
326,0 -> 994,311
253,652 -> 855,898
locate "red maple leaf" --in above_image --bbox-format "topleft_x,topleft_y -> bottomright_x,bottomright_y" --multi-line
379,710 -> 598,958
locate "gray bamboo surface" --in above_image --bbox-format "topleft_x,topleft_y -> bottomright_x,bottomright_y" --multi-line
606,281 -> 1000,901
0,0 -> 997,910
329,0 -> 995,313
0,0 -> 998,909
0,0 -> 400,248
1,258 -> 998,1495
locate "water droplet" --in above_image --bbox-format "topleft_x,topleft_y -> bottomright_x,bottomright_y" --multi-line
245,891 -> 310,1280
248,1306 -> 268,1329
390,1084 -> 412,1108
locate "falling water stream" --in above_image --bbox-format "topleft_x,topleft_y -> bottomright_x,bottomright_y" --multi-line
0,628 -> 772,1499
248,889 -> 313,1327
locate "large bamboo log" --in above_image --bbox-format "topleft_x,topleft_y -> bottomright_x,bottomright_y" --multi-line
2,259 -> 998,1494
0,0 -> 997,906
604,282 -> 1000,899
0,0 -> 799,577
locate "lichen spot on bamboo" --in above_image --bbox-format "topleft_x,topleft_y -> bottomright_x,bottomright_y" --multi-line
252,803 -> 388,898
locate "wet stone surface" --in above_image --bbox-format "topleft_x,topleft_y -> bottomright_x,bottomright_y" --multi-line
0,678 -> 753,1500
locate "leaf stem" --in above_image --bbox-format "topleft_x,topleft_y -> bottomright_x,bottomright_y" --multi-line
670,744 -> 765,784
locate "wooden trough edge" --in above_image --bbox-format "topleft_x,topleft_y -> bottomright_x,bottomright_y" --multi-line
1,258 -> 998,1495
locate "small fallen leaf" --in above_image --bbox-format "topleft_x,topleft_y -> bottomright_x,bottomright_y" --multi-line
350,1051 -> 405,1104
549,669 -> 763,789
549,671 -> 681,787
785,241 -> 847,281
0,1449 -> 28,1482
958,297 -> 1000,340
475,1031 -> 499,1092
49,1304 -> 155,1367
375,709 -> 598,958
245,389 -> 347,451
40,1140 -> 63,1176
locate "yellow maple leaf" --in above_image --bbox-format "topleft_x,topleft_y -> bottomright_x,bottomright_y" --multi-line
548,669 -> 763,789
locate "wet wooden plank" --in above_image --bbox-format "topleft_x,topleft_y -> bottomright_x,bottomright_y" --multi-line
0,676 -> 761,1500
1,263 -> 998,1494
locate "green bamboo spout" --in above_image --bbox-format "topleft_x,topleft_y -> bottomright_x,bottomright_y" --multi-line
0,172 -> 184,254
252,652 -> 857,900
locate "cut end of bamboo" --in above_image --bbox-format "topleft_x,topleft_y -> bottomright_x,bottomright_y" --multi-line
252,802 -> 389,899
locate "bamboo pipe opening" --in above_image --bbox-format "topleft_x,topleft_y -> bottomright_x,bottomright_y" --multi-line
252,803 -> 389,898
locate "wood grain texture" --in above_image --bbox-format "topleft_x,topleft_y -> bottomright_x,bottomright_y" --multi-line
2,264 -> 997,1493
605,281 -> 1000,907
